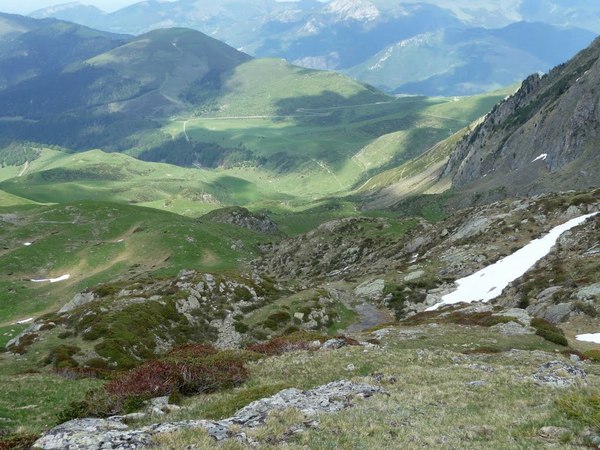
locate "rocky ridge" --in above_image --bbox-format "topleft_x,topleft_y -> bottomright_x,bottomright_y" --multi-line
441,36 -> 600,201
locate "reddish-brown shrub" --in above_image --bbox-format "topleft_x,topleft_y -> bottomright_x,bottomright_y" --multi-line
105,357 -> 249,398
106,360 -> 178,397
246,338 -> 311,355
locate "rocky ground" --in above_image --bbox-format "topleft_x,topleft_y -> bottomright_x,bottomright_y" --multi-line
31,310 -> 600,449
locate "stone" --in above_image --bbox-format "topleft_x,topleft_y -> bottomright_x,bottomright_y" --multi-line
59,292 -> 96,313
493,308 -> 531,326
321,339 -> 346,350
532,361 -> 587,388
345,364 -> 356,371
353,279 -> 385,300
403,270 -> 425,282
294,312 -> 305,321
449,217 -> 491,242
536,286 -> 563,302
542,303 -> 573,324
537,426 -> 570,441
576,283 -> 600,300
490,321 -> 533,336
33,381 -> 383,449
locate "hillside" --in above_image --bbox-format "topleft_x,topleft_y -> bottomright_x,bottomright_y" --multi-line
440,35 -> 600,202
0,13 -> 127,91
0,27 -> 251,118
346,22 -> 596,95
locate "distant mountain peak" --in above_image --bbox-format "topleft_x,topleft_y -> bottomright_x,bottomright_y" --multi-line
324,0 -> 380,22
30,2 -> 106,17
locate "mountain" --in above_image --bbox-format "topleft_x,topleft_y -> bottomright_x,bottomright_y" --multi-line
26,1 -> 600,96
439,35 -> 600,202
346,22 -> 596,95
0,12 -> 127,90
0,27 -> 251,119
30,2 -> 107,24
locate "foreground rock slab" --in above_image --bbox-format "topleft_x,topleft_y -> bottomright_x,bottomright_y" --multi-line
33,380 -> 384,449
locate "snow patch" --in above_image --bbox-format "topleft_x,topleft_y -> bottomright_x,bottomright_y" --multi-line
13,317 -> 33,325
532,153 -> 548,163
427,212 -> 599,311
576,333 -> 600,344
31,274 -> 71,283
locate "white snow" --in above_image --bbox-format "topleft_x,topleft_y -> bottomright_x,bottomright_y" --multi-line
13,317 -> 34,325
532,153 -> 548,163
23,242 -> 32,246
31,274 -> 71,283
426,212 -> 599,311
576,333 -> 600,344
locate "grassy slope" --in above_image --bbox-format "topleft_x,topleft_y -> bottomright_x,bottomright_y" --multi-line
0,148 -> 284,216
165,89 -> 508,200
0,87 -> 507,213
0,201 -> 269,327
153,323 -> 600,449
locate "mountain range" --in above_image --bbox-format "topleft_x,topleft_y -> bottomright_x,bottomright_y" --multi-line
1,4 -> 600,449
28,0 -> 599,96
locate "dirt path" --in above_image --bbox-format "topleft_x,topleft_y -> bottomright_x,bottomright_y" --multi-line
344,301 -> 394,333
325,284 -> 394,333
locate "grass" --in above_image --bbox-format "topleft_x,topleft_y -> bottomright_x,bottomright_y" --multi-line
0,201 -> 270,326
0,354 -> 103,435
149,322 -> 600,449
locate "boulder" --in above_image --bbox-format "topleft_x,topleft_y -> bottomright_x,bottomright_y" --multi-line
353,279 -> 385,300
576,283 -> 600,300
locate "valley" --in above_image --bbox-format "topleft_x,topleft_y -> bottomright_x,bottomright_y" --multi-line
0,4 -> 599,449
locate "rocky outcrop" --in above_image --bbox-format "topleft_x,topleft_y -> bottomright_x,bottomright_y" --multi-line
532,361 -> 587,388
33,380 -> 384,449
202,206 -> 279,234
442,36 -> 600,201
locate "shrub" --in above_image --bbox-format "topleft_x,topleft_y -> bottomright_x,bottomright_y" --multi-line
43,345 -> 81,369
584,350 -> 600,363
531,318 -> 568,346
234,321 -> 249,333
0,432 -> 39,450
106,360 -> 179,398
57,388 -> 121,423
106,356 -> 249,399
246,331 -> 327,356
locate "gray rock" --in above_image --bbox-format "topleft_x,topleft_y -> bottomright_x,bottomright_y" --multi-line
403,270 -> 425,282
576,283 -> 600,300
493,308 -> 531,326
33,381 -> 384,449
466,380 -> 487,387
449,217 -> 491,242
353,279 -> 385,300
543,303 -> 573,324
536,286 -> 563,302
321,339 -> 346,350
532,361 -> 587,388
59,292 -> 96,313
490,321 -> 533,336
